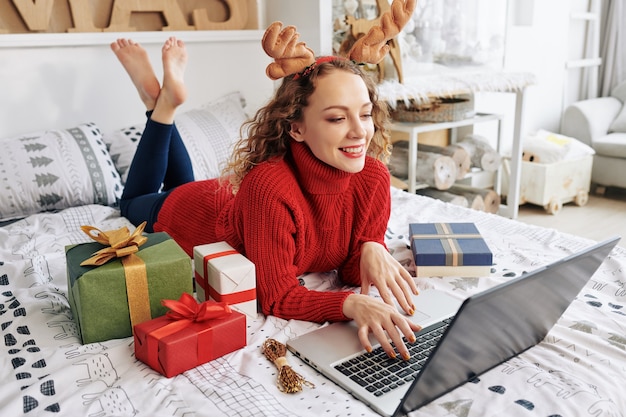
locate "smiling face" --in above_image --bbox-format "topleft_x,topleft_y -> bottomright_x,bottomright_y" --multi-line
288,69 -> 375,173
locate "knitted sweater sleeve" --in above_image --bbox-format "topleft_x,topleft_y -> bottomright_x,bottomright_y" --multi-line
233,166 -> 352,323
338,159 -> 392,286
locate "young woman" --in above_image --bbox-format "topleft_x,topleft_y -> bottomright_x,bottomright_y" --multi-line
112,22 -> 420,360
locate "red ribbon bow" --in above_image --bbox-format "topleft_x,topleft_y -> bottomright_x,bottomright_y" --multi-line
142,294 -> 234,376
162,293 -> 232,322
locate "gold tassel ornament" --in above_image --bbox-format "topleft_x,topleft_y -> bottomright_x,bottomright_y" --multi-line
262,339 -> 315,393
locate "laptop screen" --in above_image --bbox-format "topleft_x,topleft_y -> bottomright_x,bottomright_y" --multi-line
396,237 -> 619,416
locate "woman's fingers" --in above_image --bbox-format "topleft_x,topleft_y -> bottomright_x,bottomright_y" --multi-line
401,264 -> 419,295
382,273 -> 416,316
346,293 -> 423,360
357,313 -> 422,360
386,313 -> 421,360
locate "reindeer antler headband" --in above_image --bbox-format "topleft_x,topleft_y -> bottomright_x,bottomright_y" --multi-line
262,0 -> 416,81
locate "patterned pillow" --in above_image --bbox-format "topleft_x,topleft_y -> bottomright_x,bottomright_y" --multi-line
104,91 -> 248,184
0,123 -> 122,221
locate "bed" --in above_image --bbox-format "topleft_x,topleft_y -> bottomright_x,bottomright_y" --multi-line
1,31 -> 625,417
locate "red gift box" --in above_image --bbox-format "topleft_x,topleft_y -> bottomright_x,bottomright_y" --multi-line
134,293 -> 246,378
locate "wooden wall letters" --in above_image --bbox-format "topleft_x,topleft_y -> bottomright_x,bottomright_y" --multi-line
0,0 -> 258,33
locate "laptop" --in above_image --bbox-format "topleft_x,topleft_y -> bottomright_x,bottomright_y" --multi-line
287,236 -> 620,417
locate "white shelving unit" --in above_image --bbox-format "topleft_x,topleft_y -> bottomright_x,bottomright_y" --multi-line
391,112 -> 502,190
390,89 -> 526,220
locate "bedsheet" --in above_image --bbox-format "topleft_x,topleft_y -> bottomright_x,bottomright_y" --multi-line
1,188 -> 624,417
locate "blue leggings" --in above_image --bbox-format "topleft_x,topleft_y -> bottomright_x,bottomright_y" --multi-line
120,112 -> 194,232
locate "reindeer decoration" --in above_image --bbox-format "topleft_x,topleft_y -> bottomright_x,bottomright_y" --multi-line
261,0 -> 415,82
345,0 -> 410,83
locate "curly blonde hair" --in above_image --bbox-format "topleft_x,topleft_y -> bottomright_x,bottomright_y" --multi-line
222,58 -> 391,193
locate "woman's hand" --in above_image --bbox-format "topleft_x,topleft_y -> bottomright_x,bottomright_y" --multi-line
359,241 -> 418,316
342,293 -> 421,359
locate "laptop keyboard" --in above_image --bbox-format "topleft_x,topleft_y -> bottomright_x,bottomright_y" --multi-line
333,318 -> 453,397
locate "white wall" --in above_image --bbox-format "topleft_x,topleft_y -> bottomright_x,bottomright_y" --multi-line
0,31 -> 274,138
480,0 -> 591,143
503,0 -> 570,134
472,0 -> 593,153
262,0 -> 333,55
471,0 -> 571,152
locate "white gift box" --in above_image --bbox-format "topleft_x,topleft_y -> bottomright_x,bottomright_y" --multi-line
193,242 -> 257,319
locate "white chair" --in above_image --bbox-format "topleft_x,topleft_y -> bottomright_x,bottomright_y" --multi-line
561,81 -> 626,191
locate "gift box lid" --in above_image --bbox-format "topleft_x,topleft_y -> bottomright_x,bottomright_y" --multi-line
409,222 -> 492,267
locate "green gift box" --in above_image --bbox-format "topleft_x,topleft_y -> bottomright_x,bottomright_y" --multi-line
66,231 -> 193,344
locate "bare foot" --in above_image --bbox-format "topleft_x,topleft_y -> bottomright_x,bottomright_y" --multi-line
111,39 -> 161,110
151,37 -> 188,124
160,37 -> 188,108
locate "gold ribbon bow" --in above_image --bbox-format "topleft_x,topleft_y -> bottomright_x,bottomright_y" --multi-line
79,221 -> 151,329
80,221 -> 148,266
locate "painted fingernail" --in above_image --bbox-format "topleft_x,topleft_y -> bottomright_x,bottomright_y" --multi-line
388,352 -> 397,359
402,352 -> 411,361
409,335 -> 416,343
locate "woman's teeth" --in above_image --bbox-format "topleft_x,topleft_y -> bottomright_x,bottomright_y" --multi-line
341,146 -> 363,153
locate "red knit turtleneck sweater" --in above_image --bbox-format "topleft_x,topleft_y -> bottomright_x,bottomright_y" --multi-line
154,141 -> 391,323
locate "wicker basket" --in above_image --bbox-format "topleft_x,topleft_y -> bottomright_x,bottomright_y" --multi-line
391,96 -> 474,123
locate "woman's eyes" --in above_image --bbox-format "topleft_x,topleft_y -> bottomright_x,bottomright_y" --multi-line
327,114 -> 372,123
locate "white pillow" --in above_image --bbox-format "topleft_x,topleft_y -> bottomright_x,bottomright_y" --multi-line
523,129 -> 595,163
104,91 -> 248,184
0,123 -> 122,221
609,105 -> 626,133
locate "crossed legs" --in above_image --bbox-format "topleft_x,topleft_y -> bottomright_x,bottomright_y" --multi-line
112,37 -> 194,230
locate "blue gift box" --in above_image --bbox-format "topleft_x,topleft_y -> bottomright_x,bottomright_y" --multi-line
409,223 -> 493,277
